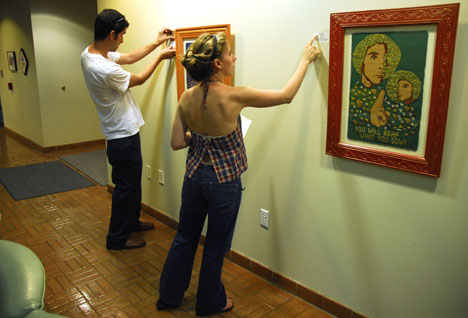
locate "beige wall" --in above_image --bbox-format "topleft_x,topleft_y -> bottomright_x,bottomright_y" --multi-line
0,0 -> 102,148
30,0 -> 102,147
0,0 -> 43,145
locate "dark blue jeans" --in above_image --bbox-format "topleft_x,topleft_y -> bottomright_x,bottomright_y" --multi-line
158,164 -> 242,316
105,133 -> 142,246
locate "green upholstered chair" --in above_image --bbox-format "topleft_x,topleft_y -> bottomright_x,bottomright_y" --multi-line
0,240 -> 67,318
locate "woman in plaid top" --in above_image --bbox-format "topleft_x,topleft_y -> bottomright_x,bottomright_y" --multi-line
157,32 -> 320,316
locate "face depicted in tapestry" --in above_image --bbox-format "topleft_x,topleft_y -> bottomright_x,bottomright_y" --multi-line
386,70 -> 422,105
352,34 -> 401,88
398,80 -> 413,102
361,43 -> 387,87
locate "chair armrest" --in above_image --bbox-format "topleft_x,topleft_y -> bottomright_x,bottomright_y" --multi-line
0,240 -> 47,318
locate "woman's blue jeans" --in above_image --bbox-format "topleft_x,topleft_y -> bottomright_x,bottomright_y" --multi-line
158,164 -> 242,316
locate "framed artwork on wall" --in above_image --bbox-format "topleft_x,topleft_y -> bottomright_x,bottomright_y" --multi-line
7,51 -> 17,72
174,24 -> 231,100
19,49 -> 29,75
326,4 -> 460,177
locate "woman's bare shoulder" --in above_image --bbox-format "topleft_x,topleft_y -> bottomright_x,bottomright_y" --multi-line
217,84 -> 246,99
179,86 -> 200,105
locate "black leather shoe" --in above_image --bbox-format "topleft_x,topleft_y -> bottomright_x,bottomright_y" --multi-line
106,238 -> 146,250
156,299 -> 179,310
133,221 -> 155,231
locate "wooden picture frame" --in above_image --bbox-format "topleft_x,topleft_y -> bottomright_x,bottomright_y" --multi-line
7,51 -> 17,72
326,4 -> 459,177
174,24 -> 231,100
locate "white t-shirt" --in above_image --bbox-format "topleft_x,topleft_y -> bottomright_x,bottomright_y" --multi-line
81,47 -> 144,140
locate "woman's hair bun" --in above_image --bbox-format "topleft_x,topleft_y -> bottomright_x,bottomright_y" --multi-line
180,32 -> 227,82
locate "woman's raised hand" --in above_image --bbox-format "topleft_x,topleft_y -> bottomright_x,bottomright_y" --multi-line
302,35 -> 321,63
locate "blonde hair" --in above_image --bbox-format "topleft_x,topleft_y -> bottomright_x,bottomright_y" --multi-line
181,32 -> 227,82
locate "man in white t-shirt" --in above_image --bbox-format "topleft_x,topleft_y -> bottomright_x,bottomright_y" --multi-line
81,9 -> 175,250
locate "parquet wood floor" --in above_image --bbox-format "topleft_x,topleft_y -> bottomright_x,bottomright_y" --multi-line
0,128 -> 333,318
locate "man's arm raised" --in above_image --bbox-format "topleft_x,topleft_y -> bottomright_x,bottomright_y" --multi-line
128,46 -> 175,88
118,27 -> 174,65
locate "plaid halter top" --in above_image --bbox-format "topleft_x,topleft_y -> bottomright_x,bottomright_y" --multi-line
186,116 -> 248,183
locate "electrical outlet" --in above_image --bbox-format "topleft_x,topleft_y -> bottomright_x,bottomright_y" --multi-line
158,170 -> 165,185
146,165 -> 152,179
260,208 -> 269,229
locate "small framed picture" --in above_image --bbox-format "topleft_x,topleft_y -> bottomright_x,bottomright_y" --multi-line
174,24 -> 231,100
19,49 -> 29,75
7,51 -> 17,72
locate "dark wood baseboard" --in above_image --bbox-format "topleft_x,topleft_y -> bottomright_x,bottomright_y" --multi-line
3,127 -> 43,152
42,139 -> 105,153
226,249 -> 366,318
3,127 -> 105,153
106,184 -> 366,318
